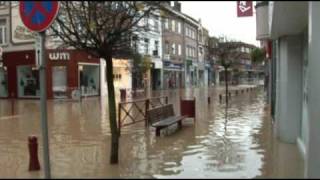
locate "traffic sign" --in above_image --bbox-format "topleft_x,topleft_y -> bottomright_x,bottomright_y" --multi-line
19,1 -> 59,32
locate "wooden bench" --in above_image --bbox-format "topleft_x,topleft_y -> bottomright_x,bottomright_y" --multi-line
147,104 -> 186,136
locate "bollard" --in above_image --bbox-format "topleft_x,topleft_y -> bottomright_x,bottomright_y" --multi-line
219,94 -> 222,102
28,135 -> 40,171
208,97 -> 211,104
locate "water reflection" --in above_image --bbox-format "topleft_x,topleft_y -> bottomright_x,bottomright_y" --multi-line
0,86 -> 303,178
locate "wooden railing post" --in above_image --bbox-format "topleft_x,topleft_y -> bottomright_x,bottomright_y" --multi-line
145,99 -> 150,127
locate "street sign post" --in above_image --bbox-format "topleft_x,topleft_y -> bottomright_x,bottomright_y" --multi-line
19,1 -> 59,179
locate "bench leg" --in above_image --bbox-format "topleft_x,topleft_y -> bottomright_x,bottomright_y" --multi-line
156,128 -> 161,136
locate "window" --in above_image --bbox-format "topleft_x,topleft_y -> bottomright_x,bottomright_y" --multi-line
153,40 -> 159,56
186,47 -> 188,57
199,47 -> 203,55
178,22 -> 181,34
171,43 -> 176,55
178,44 -> 181,55
165,18 -> 169,29
132,35 -> 138,52
185,27 -> 188,36
0,19 -> 6,45
154,18 -> 159,32
113,73 -> 122,81
171,19 -> 175,32
190,47 -> 195,58
165,41 -> 170,54
144,38 -> 149,54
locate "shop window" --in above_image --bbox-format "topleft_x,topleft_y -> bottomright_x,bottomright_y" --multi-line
17,66 -> 40,97
0,67 -> 8,97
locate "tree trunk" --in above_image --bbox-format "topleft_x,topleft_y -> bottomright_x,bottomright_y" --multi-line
225,68 -> 229,105
105,52 -> 119,164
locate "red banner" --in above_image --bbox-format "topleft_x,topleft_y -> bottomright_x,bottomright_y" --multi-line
237,1 -> 253,17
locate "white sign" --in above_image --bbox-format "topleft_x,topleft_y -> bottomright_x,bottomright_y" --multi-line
49,52 -> 70,61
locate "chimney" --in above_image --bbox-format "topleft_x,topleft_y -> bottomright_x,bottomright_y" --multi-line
172,1 -> 181,12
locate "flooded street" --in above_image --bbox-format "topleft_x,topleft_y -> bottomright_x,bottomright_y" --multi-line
0,86 -> 303,178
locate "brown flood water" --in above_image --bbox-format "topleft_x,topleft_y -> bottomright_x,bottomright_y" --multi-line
0,86 -> 304,178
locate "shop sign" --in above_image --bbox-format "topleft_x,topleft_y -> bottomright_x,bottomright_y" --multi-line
237,1 -> 253,17
49,52 -> 70,61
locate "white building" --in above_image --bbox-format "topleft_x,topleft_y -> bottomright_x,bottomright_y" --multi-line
256,1 -> 320,178
112,10 -> 163,93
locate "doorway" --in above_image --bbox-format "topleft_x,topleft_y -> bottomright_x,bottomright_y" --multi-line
52,66 -> 67,98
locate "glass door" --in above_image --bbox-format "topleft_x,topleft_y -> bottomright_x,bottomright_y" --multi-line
17,65 -> 40,98
0,67 -> 8,97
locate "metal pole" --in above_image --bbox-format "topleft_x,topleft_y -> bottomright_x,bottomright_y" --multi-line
39,31 -> 51,178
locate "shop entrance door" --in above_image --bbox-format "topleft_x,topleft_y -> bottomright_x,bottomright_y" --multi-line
52,66 -> 67,98
0,67 -> 8,97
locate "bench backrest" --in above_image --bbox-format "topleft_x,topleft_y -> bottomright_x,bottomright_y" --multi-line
147,104 -> 175,124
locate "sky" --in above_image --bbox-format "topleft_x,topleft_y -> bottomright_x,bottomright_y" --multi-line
180,1 -> 260,47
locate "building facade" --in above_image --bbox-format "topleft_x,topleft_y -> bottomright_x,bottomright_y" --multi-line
161,2 -> 185,89
0,2 -> 106,99
255,1 -> 320,178
209,39 -> 262,86
198,22 -> 211,87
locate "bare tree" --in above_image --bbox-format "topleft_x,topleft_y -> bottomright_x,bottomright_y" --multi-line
49,1 -> 162,164
209,37 -> 243,104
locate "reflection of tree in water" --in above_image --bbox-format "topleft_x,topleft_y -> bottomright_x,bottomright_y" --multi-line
204,103 -> 245,172
119,125 -> 197,178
